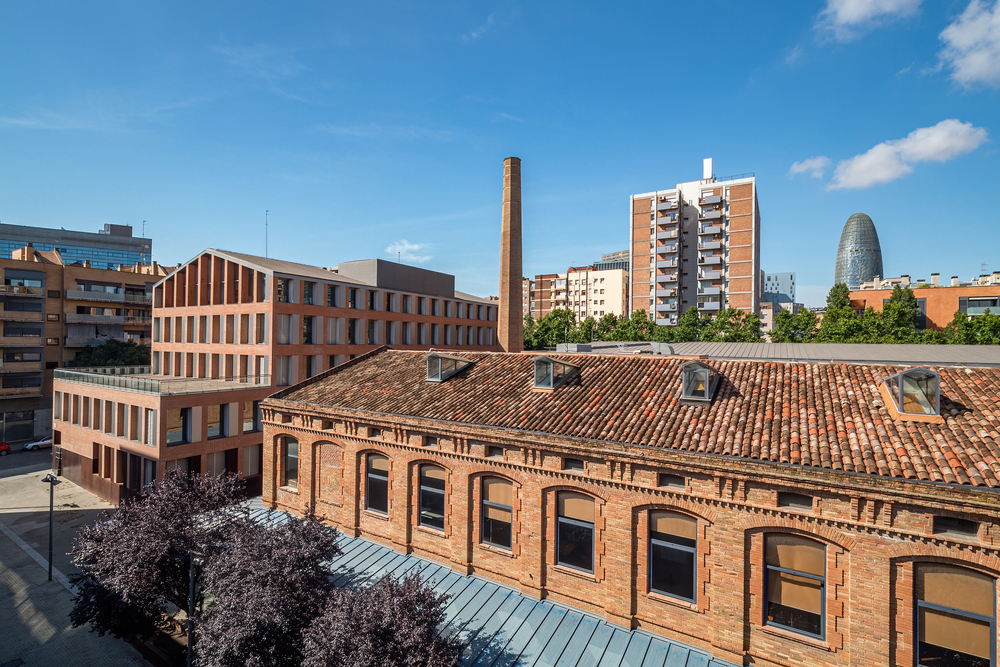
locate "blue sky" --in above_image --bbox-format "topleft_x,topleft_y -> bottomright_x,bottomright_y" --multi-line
1,1 -> 998,307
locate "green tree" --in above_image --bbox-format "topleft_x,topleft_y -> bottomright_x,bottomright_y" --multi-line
523,314 -> 538,350
826,283 -> 851,309
576,316 -> 596,344
532,309 -> 577,349
594,313 -> 618,341
68,339 -> 151,367
700,308 -> 762,342
815,306 -> 864,343
673,307 -> 704,342
943,309 -> 1000,345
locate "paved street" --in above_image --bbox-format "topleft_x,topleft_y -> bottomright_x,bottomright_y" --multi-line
0,447 -> 52,480
0,467 -> 146,666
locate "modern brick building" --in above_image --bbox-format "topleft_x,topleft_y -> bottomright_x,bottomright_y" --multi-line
51,248 -> 499,503
263,346 -> 1000,667
0,245 -> 166,442
851,272 -> 1000,330
630,159 -> 760,325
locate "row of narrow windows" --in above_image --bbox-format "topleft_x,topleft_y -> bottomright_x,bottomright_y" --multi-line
278,438 -> 995,665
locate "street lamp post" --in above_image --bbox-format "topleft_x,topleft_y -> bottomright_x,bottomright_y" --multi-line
41,473 -> 61,581
187,550 -> 204,667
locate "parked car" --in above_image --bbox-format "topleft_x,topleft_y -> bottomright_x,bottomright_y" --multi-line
21,437 -> 53,451
0,442 -> 9,456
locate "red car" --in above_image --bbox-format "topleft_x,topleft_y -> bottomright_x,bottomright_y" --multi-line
0,442 -> 9,456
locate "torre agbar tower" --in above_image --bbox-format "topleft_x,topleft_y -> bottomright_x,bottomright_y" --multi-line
629,159 -> 760,324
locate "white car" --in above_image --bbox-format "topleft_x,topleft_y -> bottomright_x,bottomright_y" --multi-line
22,437 -> 53,451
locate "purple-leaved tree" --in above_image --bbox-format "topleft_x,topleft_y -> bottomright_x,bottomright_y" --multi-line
195,514 -> 340,667
70,469 -> 247,640
301,573 -> 464,667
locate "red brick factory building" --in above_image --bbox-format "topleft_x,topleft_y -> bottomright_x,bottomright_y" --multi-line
262,343 -> 1000,667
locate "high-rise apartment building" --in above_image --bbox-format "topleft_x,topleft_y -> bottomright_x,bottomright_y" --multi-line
0,223 -> 152,270
530,265 -> 628,321
51,248 -> 499,504
629,159 -> 760,325
0,244 -> 166,442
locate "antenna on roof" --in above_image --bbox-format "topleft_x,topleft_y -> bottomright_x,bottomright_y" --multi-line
265,210 -> 269,258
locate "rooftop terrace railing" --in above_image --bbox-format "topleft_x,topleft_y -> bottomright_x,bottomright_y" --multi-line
53,366 -> 272,396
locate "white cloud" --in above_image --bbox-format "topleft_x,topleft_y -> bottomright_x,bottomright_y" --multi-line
462,14 -> 495,42
938,0 -> 1000,88
386,240 -> 431,263
816,0 -> 921,41
789,156 -> 832,178
828,119 -> 988,189
785,44 -> 804,64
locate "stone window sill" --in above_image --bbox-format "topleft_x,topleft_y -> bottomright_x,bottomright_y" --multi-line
478,543 -> 516,558
415,525 -> 446,538
757,623 -> 831,651
552,563 -> 598,582
278,485 -> 298,494
646,591 -> 698,612
362,509 -> 390,521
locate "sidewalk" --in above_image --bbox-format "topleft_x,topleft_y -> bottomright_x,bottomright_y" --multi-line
0,469 -> 146,666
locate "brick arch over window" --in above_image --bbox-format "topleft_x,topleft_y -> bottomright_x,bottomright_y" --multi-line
633,504 -> 713,615
888,550 -> 1000,667
744,525 -> 850,653
357,448 -> 392,516
311,440 -> 344,510
270,432 -> 300,494
470,472 -> 523,557
542,485 -> 607,581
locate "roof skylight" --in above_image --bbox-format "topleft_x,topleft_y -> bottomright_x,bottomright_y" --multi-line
426,353 -> 473,383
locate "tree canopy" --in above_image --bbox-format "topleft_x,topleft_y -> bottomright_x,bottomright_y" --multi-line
68,338 -> 151,367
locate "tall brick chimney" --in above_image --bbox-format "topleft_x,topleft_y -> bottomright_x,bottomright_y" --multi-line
498,157 -> 523,353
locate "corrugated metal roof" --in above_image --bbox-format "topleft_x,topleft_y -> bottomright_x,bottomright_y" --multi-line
250,504 -> 740,667
568,341 -> 1000,367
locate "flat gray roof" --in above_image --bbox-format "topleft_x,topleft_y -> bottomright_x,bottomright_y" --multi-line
559,341 -> 1000,367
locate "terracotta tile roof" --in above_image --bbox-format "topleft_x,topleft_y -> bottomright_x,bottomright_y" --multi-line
271,349 -> 1000,488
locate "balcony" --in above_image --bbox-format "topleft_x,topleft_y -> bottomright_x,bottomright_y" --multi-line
699,209 -> 722,220
657,274 -> 678,284
657,213 -> 678,223
656,200 -> 678,211
698,270 -> 722,280
656,260 -> 678,269
699,225 -> 722,236
0,310 -> 43,322
53,366 -> 272,396
698,240 -> 721,250
655,302 -> 677,312
657,244 -> 678,254
66,289 -> 150,304
0,386 -> 43,398
0,336 -> 42,347
655,289 -> 676,297
124,316 -> 153,326
699,194 -> 722,206
698,255 -> 722,266
655,230 -> 678,240
65,313 -> 125,324
698,286 -> 721,295
0,285 -> 44,297
655,317 -> 677,326
0,361 -> 43,372
698,300 -> 722,311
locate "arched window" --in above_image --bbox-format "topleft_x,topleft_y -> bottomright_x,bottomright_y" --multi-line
282,436 -> 299,489
418,465 -> 446,531
916,563 -> 994,666
366,454 -> 389,514
482,477 -> 513,549
557,492 -> 595,573
649,511 -> 697,602
765,534 -> 825,638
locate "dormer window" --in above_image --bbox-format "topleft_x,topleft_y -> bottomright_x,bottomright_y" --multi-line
882,367 -> 942,421
681,361 -> 718,404
533,356 -> 579,391
426,353 -> 473,383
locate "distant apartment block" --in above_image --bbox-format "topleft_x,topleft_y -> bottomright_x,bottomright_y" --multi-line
51,249 -> 499,504
851,271 -> 1000,330
759,300 -> 803,334
530,265 -> 628,321
629,159 -> 760,325
0,222 -> 152,270
0,244 -> 166,442
763,272 -> 796,304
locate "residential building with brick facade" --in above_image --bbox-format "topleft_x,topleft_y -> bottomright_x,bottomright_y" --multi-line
263,346 -> 1000,667
851,272 -> 1000,331
630,159 -> 760,325
0,244 -> 166,442
530,266 -> 628,321
51,248 -> 499,504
